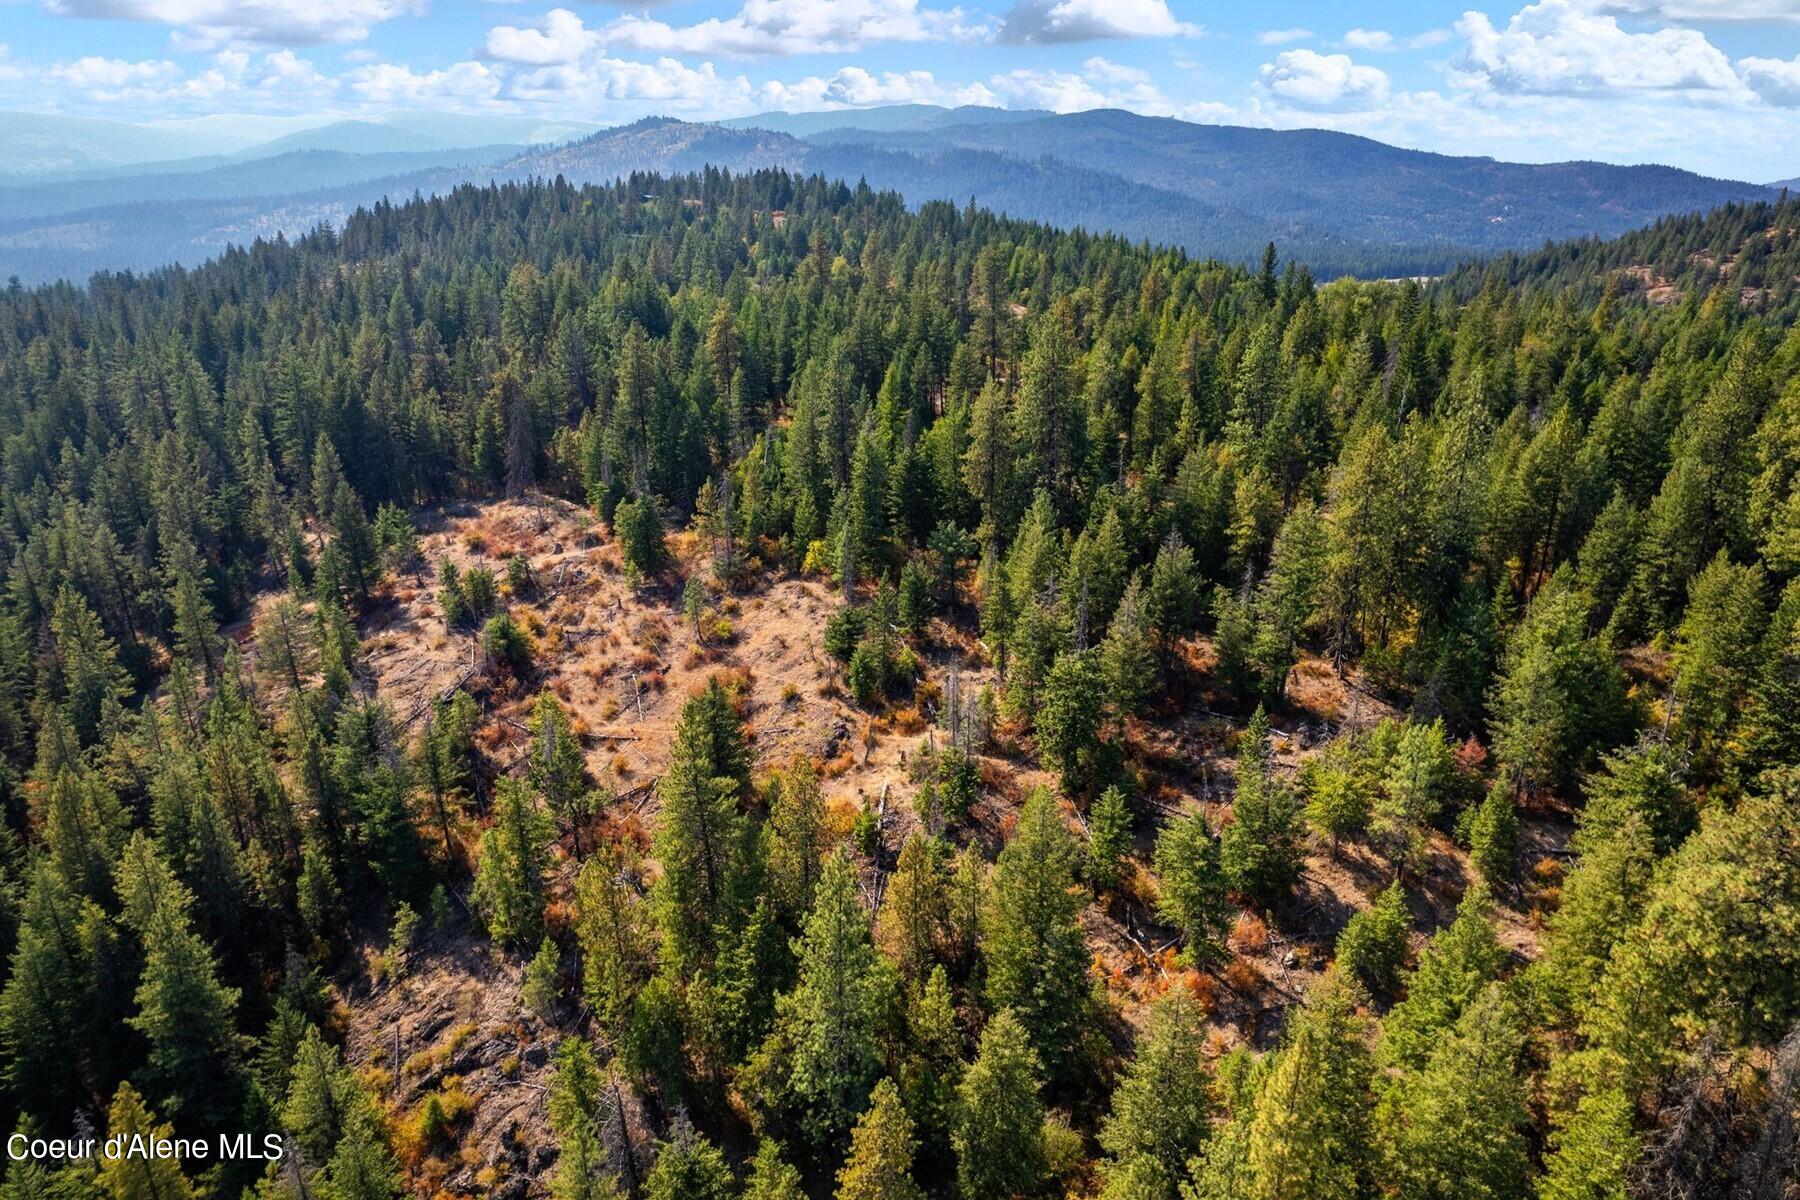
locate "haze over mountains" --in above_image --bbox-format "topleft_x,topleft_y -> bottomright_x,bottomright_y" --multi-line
0,103 -> 1780,284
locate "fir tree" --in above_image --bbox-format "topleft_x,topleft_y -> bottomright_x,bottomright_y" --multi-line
838,1078 -> 925,1200
983,788 -> 1093,1078
953,1010 -> 1047,1200
1153,811 -> 1230,967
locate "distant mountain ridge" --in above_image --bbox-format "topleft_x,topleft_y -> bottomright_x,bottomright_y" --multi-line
0,105 -> 1780,284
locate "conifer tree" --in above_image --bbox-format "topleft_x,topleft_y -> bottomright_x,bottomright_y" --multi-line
878,834 -> 947,988
838,1078 -> 925,1200
575,847 -> 653,1043
1535,1087 -> 1638,1200
1244,973 -> 1374,1200
1468,784 -> 1519,886
471,780 -> 551,947
118,834 -> 245,1133
1099,987 -> 1211,1191
322,1108 -> 402,1200
744,1140 -> 805,1200
1086,784 -> 1133,893
529,692 -> 594,855
777,851 -> 892,1143
1100,575 -> 1158,718
651,680 -> 751,974
1489,571 -> 1630,793
98,1083 -> 195,1200
1153,811 -> 1230,966
643,1119 -> 734,1200
1036,649 -> 1108,792
548,1038 -> 623,1200
1375,983 -> 1530,1200
1334,881 -> 1411,997
953,1010 -> 1047,1200
1219,707 -> 1304,906
1381,884 -> 1506,1071
766,760 -> 827,920
983,788 -> 1093,1077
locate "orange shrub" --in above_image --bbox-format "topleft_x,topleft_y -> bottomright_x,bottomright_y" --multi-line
1224,955 -> 1264,994
1228,912 -> 1269,955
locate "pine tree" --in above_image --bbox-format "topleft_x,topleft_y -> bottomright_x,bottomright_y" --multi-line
98,1083 -> 195,1200
643,1118 -> 734,1200
548,1038 -> 623,1200
1535,1086 -> 1638,1200
1086,784 -> 1133,893
766,760 -> 827,920
1219,707 -> 1304,906
1489,571 -> 1630,793
983,788 -> 1093,1077
1468,784 -> 1519,886
530,692 -> 594,855
471,780 -> 551,947
878,833 -> 947,988
1371,719 -> 1453,876
953,1010 -> 1047,1200
1375,983 -> 1529,1200
744,1140 -> 805,1200
777,851 -> 892,1143
1100,575 -> 1158,718
50,585 -> 132,746
651,680 -> 751,973
1334,881 -> 1410,997
119,834 -> 245,1132
1153,811 -> 1230,967
576,846 -> 652,1042
838,1077 -> 925,1200
1099,987 -> 1211,1190
322,1107 -> 402,1200
1380,883 -> 1506,1071
1244,973 -> 1374,1200
282,1026 -> 357,1169
1036,649 -> 1108,792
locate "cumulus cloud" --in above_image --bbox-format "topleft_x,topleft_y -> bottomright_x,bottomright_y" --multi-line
760,66 -> 994,110
601,0 -> 982,58
485,9 -> 598,66
44,0 -> 421,46
1454,0 -> 1746,98
1258,49 -> 1389,109
1257,29 -> 1311,46
1741,54 -> 1800,106
343,59 -> 503,107
997,0 -> 1199,45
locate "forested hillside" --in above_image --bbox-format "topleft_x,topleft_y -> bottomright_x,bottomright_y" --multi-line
1442,194 -> 1800,317
1,170 -> 1799,1200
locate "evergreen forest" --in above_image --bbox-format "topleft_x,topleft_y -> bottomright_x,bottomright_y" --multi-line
0,171 -> 1799,1199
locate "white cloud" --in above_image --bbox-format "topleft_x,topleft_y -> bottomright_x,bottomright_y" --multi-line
1409,28 -> 1452,49
601,0 -> 982,58
485,9 -> 597,66
760,66 -> 994,110
1454,1 -> 1747,98
1741,54 -> 1800,106
44,0 -> 421,46
1257,29 -> 1311,46
1344,28 -> 1394,51
1588,0 -> 1800,19
1258,49 -> 1389,109
51,54 -> 181,90
998,0 -> 1199,45
343,59 -> 503,107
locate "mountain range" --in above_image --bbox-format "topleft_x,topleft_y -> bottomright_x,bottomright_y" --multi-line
0,104 -> 1783,284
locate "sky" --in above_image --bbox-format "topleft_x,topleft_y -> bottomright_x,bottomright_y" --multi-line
1,0 -> 1798,181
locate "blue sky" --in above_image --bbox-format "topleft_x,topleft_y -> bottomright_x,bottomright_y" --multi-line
2,0 -> 1798,179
